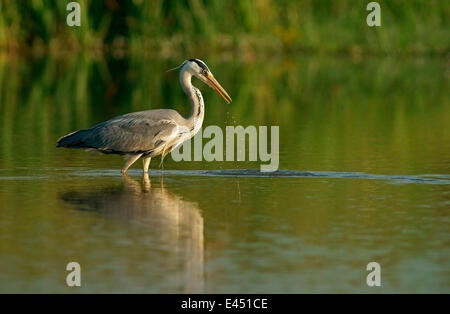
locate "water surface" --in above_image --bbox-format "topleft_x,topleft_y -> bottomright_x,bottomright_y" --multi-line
0,55 -> 448,292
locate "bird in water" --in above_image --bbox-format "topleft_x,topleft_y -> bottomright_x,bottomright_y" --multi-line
57,59 -> 232,174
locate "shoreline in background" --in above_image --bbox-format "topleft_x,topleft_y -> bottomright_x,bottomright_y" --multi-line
0,38 -> 447,60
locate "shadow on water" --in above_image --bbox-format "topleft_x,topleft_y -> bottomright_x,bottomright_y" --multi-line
60,173 -> 205,293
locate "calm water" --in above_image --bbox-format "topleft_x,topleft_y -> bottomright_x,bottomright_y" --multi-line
0,55 -> 449,293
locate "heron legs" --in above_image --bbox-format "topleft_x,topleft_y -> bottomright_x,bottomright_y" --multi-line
142,156 -> 151,173
159,146 -> 171,169
142,172 -> 151,191
121,153 -> 143,174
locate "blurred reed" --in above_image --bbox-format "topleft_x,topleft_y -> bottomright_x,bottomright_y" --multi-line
0,0 -> 448,57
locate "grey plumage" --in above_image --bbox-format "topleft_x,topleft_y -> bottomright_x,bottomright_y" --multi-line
57,109 -> 184,156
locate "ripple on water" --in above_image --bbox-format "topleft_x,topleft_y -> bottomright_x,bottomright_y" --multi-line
0,168 -> 448,185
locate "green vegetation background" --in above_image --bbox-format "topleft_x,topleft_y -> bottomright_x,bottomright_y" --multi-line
0,0 -> 448,56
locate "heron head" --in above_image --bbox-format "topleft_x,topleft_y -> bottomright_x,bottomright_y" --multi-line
178,59 -> 232,104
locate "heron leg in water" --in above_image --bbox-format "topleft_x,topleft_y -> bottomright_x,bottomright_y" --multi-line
121,153 -> 143,174
142,156 -> 151,173
142,172 -> 151,191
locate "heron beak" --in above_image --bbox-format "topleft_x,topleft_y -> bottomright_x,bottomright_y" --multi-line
205,73 -> 232,103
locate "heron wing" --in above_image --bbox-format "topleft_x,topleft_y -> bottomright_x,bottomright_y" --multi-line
78,111 -> 181,154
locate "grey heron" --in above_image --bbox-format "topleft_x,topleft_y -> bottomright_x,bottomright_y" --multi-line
57,59 -> 231,174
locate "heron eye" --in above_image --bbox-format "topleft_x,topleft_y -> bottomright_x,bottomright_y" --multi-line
202,69 -> 207,76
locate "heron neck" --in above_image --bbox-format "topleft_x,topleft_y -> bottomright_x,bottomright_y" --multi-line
180,69 -> 204,135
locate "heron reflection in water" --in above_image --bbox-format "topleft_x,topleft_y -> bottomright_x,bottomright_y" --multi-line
61,173 -> 204,292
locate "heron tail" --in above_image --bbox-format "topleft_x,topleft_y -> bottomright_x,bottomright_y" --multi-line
56,129 -> 90,148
